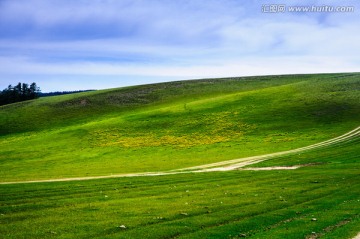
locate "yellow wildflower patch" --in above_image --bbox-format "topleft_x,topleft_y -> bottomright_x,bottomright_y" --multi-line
96,133 -> 229,148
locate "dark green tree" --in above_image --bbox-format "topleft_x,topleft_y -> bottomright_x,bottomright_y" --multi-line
0,82 -> 41,106
29,82 -> 40,99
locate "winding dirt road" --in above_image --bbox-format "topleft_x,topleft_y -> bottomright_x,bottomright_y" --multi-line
1,126 -> 359,185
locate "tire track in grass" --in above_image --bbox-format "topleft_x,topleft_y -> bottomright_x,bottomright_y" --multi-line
245,136 -> 360,169
181,126 -> 360,172
171,173 -> 360,238
173,183 -> 360,239
1,126 -> 359,185
109,175 -> 356,239
168,188 -> 349,239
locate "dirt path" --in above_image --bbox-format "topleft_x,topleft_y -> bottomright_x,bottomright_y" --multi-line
0,171 -> 187,185
1,126 -> 359,185
178,126 -> 360,172
353,232 -> 360,239
241,166 -> 301,171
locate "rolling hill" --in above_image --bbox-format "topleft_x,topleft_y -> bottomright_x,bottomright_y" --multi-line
1,73 -> 359,182
0,73 -> 359,238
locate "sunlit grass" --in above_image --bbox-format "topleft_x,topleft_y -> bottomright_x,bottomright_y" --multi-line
0,73 -> 359,182
0,73 -> 359,238
0,136 -> 359,238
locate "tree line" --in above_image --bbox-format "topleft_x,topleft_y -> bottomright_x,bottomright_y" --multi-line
0,82 -> 41,106
39,90 -> 94,97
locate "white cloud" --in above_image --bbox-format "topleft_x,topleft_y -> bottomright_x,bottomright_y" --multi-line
0,0 -> 359,91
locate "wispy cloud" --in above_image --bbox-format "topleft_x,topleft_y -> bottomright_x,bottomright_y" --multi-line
0,0 -> 359,91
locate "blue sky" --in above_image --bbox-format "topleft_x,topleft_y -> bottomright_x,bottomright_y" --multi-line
0,0 -> 359,92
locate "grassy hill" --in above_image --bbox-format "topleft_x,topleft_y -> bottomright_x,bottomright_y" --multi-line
0,73 -> 360,182
0,73 -> 359,238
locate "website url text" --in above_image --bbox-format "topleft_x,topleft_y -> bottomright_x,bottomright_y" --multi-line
262,5 -> 355,13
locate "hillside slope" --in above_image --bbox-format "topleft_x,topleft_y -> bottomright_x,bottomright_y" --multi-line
0,73 -> 359,182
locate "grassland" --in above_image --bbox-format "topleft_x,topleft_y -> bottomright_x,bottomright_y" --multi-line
0,73 -> 359,238
0,133 -> 359,238
1,73 -> 359,182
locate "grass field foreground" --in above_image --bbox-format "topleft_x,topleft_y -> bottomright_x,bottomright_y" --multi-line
0,132 -> 359,238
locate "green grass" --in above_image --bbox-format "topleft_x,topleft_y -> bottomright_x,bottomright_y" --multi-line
1,73 -> 359,182
0,134 -> 359,238
0,73 -> 359,238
